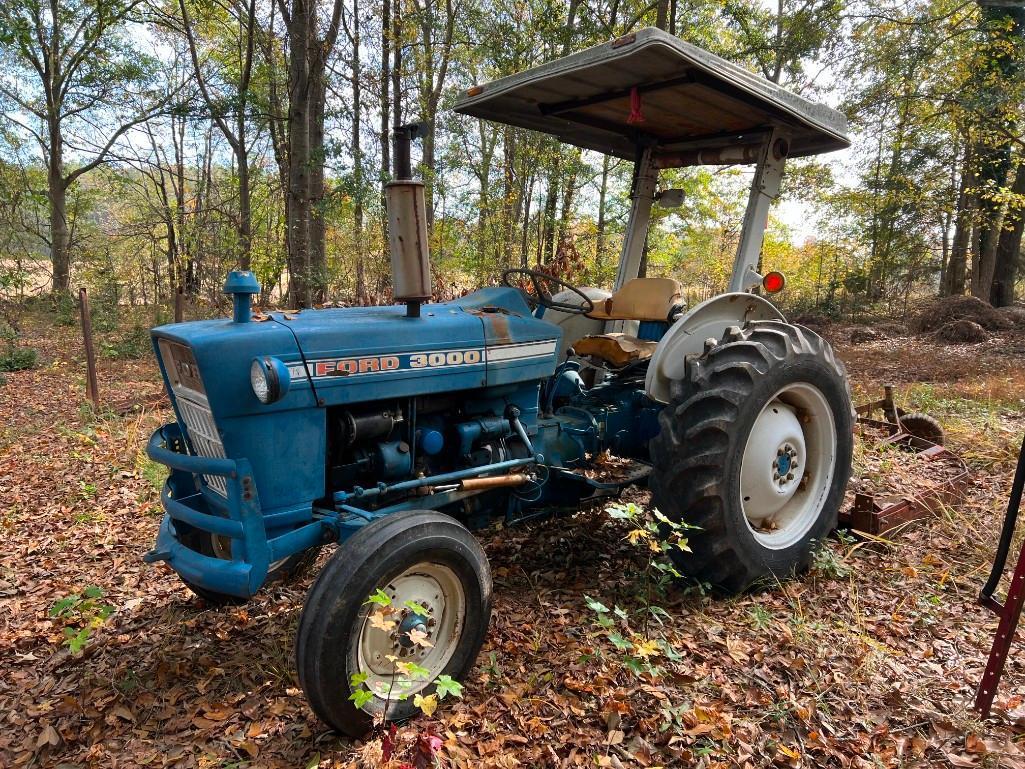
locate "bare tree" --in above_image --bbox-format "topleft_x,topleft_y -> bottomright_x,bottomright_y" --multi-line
176,0 -> 258,270
0,0 -> 167,293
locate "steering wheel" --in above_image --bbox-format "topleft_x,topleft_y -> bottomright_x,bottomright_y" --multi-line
501,269 -> 595,316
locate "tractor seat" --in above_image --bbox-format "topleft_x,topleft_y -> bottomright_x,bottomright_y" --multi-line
585,277 -> 683,322
572,333 -> 657,368
573,278 -> 683,367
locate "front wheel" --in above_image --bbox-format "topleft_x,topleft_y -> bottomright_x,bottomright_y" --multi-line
296,510 -> 491,737
649,321 -> 853,593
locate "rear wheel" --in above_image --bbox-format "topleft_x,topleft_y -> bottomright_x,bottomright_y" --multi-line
296,510 -> 491,737
649,321 -> 853,593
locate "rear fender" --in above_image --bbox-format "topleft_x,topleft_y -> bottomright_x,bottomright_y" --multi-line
644,293 -> 785,403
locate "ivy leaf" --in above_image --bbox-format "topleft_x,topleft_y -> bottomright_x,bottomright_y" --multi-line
434,675 -> 463,700
632,638 -> 661,658
413,692 -> 438,716
348,688 -> 374,708
407,627 -> 434,648
606,504 -> 634,520
397,661 -> 430,679
403,600 -> 429,616
349,672 -> 369,688
626,528 -> 651,545
608,632 -> 633,651
366,589 -> 392,607
50,596 -> 79,617
369,611 -> 397,632
584,596 -> 609,614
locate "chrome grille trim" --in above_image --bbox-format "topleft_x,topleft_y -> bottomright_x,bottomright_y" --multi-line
175,396 -> 229,497
157,339 -> 228,497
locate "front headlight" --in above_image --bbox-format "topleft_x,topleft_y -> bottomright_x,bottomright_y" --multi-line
250,356 -> 290,404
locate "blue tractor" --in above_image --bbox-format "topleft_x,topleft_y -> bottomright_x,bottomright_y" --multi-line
145,28 -> 854,736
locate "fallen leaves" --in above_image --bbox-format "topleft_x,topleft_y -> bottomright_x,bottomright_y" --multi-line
2,313 -> 1025,768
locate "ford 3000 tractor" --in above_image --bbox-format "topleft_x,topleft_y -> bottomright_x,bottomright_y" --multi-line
144,28 -> 854,736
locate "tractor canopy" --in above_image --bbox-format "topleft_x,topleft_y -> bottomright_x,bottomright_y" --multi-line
453,27 -> 849,163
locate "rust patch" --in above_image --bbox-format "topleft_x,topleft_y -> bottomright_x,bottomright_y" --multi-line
484,313 -> 512,345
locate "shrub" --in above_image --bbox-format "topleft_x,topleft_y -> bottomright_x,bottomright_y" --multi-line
0,325 -> 37,372
51,292 -> 79,326
100,323 -> 150,360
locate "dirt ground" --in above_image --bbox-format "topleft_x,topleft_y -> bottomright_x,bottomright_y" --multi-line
2,314 -> 1025,768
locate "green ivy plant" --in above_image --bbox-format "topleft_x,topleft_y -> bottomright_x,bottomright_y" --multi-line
49,586 -> 114,654
348,589 -> 464,721
583,502 -> 698,678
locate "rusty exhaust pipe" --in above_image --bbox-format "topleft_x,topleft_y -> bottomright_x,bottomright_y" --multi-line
386,122 -> 432,318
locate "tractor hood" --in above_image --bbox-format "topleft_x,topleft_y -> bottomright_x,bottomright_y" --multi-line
277,286 -> 561,405
154,286 -> 561,414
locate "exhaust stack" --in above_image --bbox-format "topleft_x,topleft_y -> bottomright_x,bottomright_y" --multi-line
386,122 -> 432,318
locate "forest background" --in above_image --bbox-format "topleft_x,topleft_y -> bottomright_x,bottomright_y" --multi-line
1,0 -> 1024,323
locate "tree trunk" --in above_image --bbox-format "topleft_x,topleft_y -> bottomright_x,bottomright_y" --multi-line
595,154 -> 610,279
501,126 -> 518,268
380,0 -> 391,249
285,0 -> 312,307
48,132 -> 70,294
970,1 -> 1025,301
942,150 -> 974,297
991,161 -> 1025,307
308,74 -> 327,302
238,146 -> 252,270
556,151 -> 580,257
540,158 -> 560,264
520,172 -> 534,268
351,0 -> 367,304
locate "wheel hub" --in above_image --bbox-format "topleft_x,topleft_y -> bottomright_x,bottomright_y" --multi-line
741,400 -> 807,522
392,608 -> 431,652
739,385 -> 838,550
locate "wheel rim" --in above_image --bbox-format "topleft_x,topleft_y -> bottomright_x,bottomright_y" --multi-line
739,383 -> 837,550
356,562 -> 465,702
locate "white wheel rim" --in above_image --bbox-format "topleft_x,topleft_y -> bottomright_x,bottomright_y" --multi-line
739,383 -> 837,550
356,562 -> 465,703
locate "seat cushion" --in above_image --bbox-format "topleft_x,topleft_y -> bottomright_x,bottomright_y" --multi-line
573,333 -> 658,367
586,277 -> 683,322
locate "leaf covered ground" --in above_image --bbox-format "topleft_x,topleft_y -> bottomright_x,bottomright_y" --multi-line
2,314 -> 1025,768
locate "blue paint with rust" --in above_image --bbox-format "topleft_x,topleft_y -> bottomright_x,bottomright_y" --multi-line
145,272 -> 661,598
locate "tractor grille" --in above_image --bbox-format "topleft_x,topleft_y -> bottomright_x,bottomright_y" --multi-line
176,396 -> 229,497
157,339 -> 228,497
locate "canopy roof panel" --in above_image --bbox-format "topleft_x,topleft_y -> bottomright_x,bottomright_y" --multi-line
453,28 -> 849,161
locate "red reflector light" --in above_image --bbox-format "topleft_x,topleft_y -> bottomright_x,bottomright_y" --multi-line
762,271 -> 786,293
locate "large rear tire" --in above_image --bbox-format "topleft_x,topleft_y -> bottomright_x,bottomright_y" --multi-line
296,510 -> 491,737
649,321 -> 853,593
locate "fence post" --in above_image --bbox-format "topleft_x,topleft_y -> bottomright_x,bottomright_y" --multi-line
174,285 -> 184,323
79,287 -> 99,406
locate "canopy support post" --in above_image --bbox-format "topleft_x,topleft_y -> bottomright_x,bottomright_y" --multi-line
729,128 -> 789,293
614,145 -> 658,291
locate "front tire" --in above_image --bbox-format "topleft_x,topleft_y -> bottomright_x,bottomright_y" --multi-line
296,510 -> 491,737
649,321 -> 853,593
